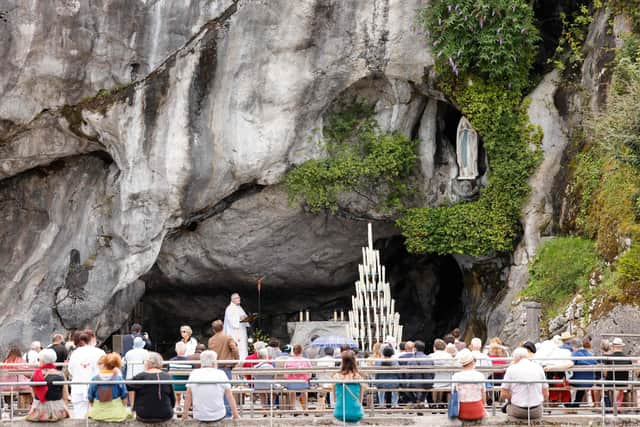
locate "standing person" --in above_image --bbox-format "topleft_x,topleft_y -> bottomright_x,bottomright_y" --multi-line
451,349 -> 486,421
414,340 -> 434,406
207,320 -> 240,375
87,354 -> 130,422
121,324 -> 151,355
26,341 -> 42,364
178,325 -> 198,357
224,293 -> 250,360
26,349 -> 70,422
332,350 -> 366,423
284,344 -> 312,411
169,341 -> 190,411
67,332 -> 105,418
207,320 -> 239,417
183,350 -> 240,421
501,347 -> 549,420
127,352 -> 175,423
47,334 -> 68,370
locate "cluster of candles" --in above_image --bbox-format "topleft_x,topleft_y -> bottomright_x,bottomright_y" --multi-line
347,223 -> 403,351
297,310 -> 346,322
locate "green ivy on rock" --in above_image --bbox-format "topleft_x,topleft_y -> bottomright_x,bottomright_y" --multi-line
285,104 -> 419,213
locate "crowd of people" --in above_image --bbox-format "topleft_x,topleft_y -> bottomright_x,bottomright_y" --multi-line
0,321 -> 637,424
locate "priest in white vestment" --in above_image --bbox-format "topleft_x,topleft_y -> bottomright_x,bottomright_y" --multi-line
224,293 -> 249,360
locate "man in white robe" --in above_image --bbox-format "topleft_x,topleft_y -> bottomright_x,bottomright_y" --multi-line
224,293 -> 249,360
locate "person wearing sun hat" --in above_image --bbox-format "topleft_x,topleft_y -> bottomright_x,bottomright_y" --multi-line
451,349 -> 486,420
604,337 -> 632,410
559,331 -> 574,351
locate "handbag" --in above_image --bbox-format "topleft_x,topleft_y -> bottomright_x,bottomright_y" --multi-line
448,388 -> 460,418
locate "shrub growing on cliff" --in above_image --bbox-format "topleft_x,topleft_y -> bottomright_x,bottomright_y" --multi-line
286,104 -> 419,213
523,237 -> 600,316
418,0 -> 539,91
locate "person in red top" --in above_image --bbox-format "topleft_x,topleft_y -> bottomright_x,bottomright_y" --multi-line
241,342 -> 266,381
284,344 -> 312,410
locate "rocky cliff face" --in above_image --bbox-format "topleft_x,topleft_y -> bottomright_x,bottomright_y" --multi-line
0,1 -> 620,351
1,0 -> 481,349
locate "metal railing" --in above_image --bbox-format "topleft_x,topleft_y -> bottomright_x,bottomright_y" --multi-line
1,357 -> 639,424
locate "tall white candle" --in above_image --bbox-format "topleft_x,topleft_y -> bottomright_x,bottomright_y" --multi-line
306,310 -> 309,322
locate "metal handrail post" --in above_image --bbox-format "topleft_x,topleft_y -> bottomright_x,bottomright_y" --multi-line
10,384 -> 13,421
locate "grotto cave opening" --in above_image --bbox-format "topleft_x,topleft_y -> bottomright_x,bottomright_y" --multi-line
129,236 -> 470,357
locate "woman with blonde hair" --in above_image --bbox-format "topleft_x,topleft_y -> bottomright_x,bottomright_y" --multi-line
87,353 -> 130,422
333,350 -> 365,423
177,325 -> 198,356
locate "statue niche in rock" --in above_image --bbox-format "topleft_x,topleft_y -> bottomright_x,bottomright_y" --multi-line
456,117 -> 479,180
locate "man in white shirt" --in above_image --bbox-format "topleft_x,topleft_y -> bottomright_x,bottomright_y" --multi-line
67,331 -> 105,418
501,347 -> 549,420
224,293 -> 249,360
184,350 -> 240,421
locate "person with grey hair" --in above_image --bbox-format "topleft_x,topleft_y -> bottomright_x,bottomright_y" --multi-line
184,350 -> 239,421
26,341 -> 42,364
501,347 -> 548,420
26,348 -> 70,421
128,352 -> 175,423
224,293 -> 250,360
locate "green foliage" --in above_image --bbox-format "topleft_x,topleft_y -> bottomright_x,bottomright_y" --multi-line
285,104 -> 419,213
550,2 -> 596,75
523,237 -> 600,316
616,245 -> 640,298
417,0 -> 539,91
398,81 -> 541,255
574,35 -> 640,260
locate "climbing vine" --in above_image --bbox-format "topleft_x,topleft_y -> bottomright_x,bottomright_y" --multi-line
398,0 -> 541,256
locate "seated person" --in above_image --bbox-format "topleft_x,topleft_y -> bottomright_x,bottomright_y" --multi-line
26,349 -> 70,422
183,350 -> 239,421
127,352 -> 175,423
87,353 -> 130,422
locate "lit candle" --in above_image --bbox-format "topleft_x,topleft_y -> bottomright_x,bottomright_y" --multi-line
340,310 -> 344,322
299,311 -> 303,322
306,310 -> 310,322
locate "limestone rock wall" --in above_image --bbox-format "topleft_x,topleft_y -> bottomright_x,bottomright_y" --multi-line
0,0 -> 456,348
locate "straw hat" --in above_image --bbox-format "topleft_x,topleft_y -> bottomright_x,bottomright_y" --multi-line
612,337 -> 626,347
559,331 -> 573,341
457,348 -> 474,366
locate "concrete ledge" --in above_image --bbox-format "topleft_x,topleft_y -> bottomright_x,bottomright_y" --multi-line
2,415 -> 640,426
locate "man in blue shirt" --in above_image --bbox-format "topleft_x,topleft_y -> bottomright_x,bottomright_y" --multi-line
569,338 -> 597,407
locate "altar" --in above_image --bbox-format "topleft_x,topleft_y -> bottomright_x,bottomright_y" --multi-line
287,321 -> 349,346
